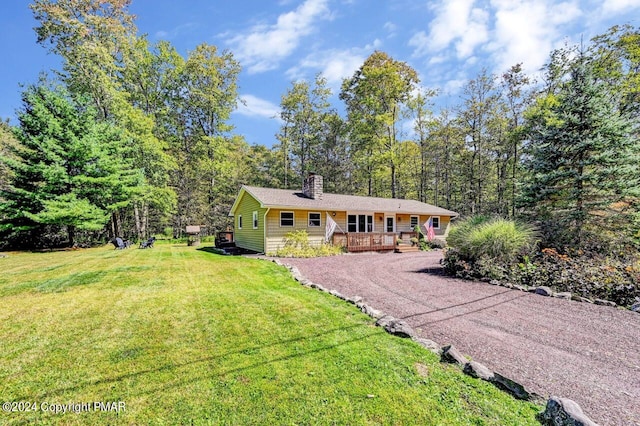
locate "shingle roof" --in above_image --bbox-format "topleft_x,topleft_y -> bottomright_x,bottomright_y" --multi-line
231,185 -> 459,217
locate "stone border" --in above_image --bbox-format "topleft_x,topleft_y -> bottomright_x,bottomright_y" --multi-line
266,257 -> 601,426
487,280 -> 640,313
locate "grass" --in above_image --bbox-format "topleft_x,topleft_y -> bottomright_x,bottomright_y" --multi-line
447,217 -> 537,262
0,242 -> 541,425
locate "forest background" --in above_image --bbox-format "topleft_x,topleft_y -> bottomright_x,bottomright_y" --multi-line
0,0 -> 638,256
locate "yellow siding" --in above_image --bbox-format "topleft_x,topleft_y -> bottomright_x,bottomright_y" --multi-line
374,213 -> 384,232
332,211 -> 348,233
396,214 -> 451,236
396,214 -> 414,233
258,206 -> 455,253
265,209 -> 343,253
438,215 -> 451,237
233,191 -> 267,253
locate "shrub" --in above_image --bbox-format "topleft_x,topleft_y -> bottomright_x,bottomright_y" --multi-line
447,217 -> 537,263
524,249 -> 640,307
273,230 -> 344,258
443,217 -> 640,307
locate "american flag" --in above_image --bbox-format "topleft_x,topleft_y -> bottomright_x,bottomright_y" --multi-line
424,217 -> 435,241
325,213 -> 338,242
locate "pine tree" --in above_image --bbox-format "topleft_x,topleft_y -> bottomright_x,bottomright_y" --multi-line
521,54 -> 640,249
0,85 -> 139,247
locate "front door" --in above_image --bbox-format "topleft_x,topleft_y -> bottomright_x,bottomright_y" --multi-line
385,216 -> 395,233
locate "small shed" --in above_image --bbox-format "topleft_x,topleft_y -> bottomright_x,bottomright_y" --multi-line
185,225 -> 201,246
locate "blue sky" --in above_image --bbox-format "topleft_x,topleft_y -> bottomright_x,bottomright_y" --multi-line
1,0 -> 639,147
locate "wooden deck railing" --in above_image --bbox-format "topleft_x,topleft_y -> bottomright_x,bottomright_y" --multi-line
332,232 -> 397,252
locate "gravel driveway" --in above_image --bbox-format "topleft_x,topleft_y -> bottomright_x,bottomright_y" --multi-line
279,251 -> 640,426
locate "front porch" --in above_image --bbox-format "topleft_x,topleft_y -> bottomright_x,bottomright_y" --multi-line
332,232 -> 396,252
332,231 -> 421,252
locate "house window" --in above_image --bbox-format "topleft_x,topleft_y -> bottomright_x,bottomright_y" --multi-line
348,215 -> 357,232
238,215 -> 242,229
410,216 -> 419,229
347,214 -> 373,232
280,211 -> 294,227
253,211 -> 258,229
308,212 -> 321,227
432,216 -> 440,229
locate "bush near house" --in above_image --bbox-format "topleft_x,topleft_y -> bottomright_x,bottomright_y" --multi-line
443,217 -> 640,307
273,230 -> 344,258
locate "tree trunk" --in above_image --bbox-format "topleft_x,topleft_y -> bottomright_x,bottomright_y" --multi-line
420,146 -> 426,202
511,142 -> 518,218
391,162 -> 397,199
142,203 -> 149,240
134,203 -> 142,241
110,213 -> 116,239
68,225 -> 76,247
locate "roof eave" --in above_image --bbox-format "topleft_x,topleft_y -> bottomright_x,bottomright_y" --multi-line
257,204 -> 458,217
229,186 -> 268,216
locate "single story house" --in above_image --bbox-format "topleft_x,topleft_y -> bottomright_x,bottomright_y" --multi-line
228,173 -> 459,254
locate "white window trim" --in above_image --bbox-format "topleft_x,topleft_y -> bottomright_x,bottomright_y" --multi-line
410,215 -> 419,229
308,212 -> 321,227
347,212 -> 375,233
347,213 -> 357,233
252,211 -> 258,229
384,215 -> 396,233
280,211 -> 295,227
432,216 -> 441,229
238,215 -> 242,229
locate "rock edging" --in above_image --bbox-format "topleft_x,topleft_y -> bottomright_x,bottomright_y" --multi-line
488,279 -> 640,314
269,257 -> 600,426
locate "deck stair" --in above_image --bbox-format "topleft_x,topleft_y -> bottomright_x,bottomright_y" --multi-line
395,243 -> 420,253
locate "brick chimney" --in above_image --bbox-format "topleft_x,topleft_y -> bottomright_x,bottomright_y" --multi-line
302,173 -> 323,200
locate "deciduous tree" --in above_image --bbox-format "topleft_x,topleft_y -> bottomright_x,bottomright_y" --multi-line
341,51 -> 419,198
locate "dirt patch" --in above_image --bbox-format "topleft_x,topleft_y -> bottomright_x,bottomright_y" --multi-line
415,362 -> 430,378
280,251 -> 640,426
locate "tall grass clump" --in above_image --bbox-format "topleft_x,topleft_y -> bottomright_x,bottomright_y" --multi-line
448,217 -> 537,263
445,217 -> 640,307
444,217 -> 537,280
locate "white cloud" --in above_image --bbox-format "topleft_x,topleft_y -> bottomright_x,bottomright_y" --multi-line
411,0 -> 586,80
490,0 -> 582,73
225,0 -> 331,74
408,31 -> 429,57
601,0 -> 640,14
428,55 -> 448,65
442,78 -> 467,95
384,21 -> 397,37
410,0 -> 489,60
235,95 -> 281,120
154,23 -> 198,40
286,40 -> 382,89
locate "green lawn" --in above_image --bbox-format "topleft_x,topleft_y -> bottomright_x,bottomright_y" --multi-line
0,243 -> 541,425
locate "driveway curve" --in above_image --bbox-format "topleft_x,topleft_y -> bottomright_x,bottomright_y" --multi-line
280,251 -> 640,426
